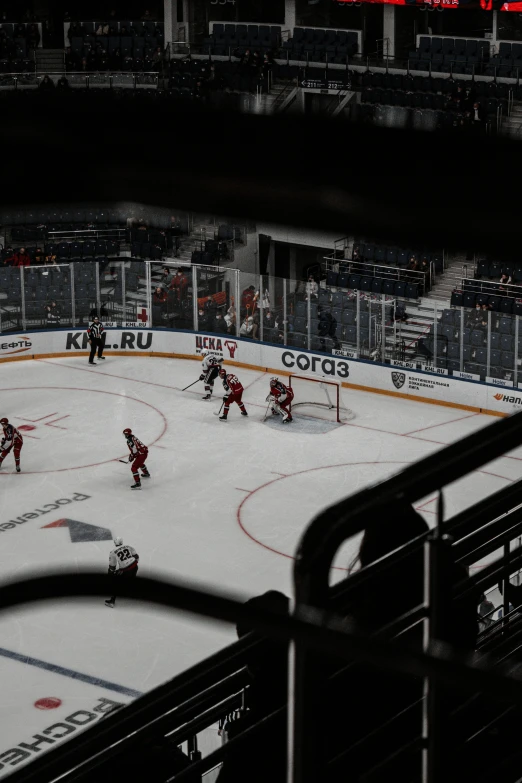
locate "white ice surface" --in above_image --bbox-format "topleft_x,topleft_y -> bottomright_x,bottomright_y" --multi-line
0,355 -> 519,772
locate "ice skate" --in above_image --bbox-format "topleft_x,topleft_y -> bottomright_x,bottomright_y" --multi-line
105,600 -> 115,608
202,394 -> 212,401
219,415 -> 228,421
130,482 -> 142,490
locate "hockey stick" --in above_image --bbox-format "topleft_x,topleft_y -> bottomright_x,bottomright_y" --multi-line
213,401 -> 225,417
182,379 -> 200,392
118,459 -> 130,465
263,401 -> 272,422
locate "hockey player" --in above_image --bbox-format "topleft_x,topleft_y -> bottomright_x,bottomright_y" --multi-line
105,536 -> 139,608
0,418 -> 23,472
218,369 -> 248,421
266,377 -> 294,424
199,349 -> 222,401
123,428 -> 150,490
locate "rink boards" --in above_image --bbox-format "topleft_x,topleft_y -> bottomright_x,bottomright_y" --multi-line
0,327 -> 517,417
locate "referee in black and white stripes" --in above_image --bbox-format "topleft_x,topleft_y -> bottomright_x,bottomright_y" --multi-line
87,317 -> 105,365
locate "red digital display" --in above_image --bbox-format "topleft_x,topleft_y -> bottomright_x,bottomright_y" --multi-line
335,0 -> 522,8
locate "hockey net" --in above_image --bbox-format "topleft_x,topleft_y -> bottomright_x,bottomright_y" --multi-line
288,374 -> 355,423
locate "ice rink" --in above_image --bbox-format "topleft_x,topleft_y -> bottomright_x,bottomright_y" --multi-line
0,354 -> 520,772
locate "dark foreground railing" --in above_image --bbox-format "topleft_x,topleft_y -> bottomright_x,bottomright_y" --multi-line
293,409 -> 522,782
2,568 -> 522,783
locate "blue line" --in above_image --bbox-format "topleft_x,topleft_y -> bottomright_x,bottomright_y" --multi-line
0,647 -> 143,698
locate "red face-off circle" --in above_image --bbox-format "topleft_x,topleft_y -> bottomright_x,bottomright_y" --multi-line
34,697 -> 62,710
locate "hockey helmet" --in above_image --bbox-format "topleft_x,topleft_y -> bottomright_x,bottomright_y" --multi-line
200,349 -> 209,357
219,368 -> 226,378
113,536 -> 123,547
0,418 -> 8,426
123,428 -> 132,436
270,377 -> 278,386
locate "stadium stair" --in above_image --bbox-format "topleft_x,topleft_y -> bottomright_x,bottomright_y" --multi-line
426,255 -> 470,300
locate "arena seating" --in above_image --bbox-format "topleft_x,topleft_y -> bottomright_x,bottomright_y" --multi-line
420,300 -> 519,380
66,20 -> 164,72
279,26 -> 359,62
203,25 -> 358,63
408,36 -> 490,75
487,40 -> 522,77
0,241 -> 120,263
203,23 -> 281,55
475,259 -> 522,284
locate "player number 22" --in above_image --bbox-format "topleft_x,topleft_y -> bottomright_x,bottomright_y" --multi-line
117,548 -> 131,561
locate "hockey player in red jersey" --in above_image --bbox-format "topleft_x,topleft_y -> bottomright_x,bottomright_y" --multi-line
123,428 -> 150,489
199,349 -> 223,400
0,418 -> 23,472
266,377 -> 294,423
218,369 -> 248,421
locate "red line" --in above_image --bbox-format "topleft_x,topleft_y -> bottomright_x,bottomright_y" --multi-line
44,415 -> 70,430
17,413 -> 58,422
236,461 -> 412,567
415,497 -> 438,510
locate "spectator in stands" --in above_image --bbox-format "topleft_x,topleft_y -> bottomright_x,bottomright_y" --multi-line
466,302 -> 482,329
252,312 -> 260,340
392,302 -> 408,323
39,74 -> 55,91
160,266 -> 174,290
405,256 -> 419,282
212,312 -> 227,334
96,22 -> 109,35
263,310 -> 277,333
57,75 -> 70,90
306,275 -> 318,299
472,102 -> 485,125
153,287 -> 167,308
33,247 -> 45,265
217,590 -> 289,783
241,285 -> 258,316
318,306 -> 339,350
224,305 -> 236,334
240,316 -> 254,337
152,46 -> 164,65
171,269 -> 188,301
197,307 -> 212,332
141,9 -> 154,20
45,300 -> 61,325
500,271 -> 512,286
4,247 -> 31,267
27,24 -> 40,49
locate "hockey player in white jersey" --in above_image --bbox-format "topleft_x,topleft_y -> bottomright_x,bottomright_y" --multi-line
199,349 -> 222,400
105,536 -> 139,608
